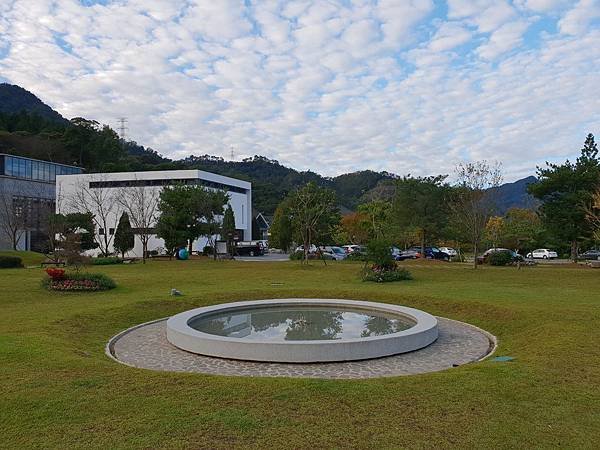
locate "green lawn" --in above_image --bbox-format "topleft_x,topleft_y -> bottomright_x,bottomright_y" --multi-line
1,258 -> 599,449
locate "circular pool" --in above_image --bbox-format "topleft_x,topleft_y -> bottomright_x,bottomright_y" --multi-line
166,299 -> 439,362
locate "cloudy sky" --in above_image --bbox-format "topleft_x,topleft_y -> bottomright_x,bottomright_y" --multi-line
0,0 -> 599,180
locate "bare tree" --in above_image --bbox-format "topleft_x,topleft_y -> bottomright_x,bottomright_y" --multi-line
117,184 -> 160,263
450,161 -> 503,269
0,180 -> 27,250
70,177 -> 121,256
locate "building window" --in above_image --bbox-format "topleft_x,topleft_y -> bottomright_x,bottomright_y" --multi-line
99,228 -> 105,235
109,228 -> 115,235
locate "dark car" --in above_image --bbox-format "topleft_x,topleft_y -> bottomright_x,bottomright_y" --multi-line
477,248 -> 524,264
579,249 -> 600,260
399,246 -> 450,261
234,241 -> 265,257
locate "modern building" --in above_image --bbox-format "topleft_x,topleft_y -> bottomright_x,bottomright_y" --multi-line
56,170 -> 252,257
0,153 -> 82,251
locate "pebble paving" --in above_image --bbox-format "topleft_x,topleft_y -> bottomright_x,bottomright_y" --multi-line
109,318 -> 495,379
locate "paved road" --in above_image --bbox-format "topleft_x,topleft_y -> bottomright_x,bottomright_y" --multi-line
234,253 -> 290,262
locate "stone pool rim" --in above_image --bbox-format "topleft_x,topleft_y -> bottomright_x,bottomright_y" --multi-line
165,298 -> 439,363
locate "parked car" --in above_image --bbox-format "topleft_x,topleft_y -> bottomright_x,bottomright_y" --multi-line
579,249 -> 600,260
413,246 -> 450,261
395,249 -> 419,261
439,247 -> 458,257
526,248 -> 558,259
321,246 -> 347,260
235,241 -> 265,257
478,248 -> 524,264
342,244 -> 365,254
295,244 -> 318,254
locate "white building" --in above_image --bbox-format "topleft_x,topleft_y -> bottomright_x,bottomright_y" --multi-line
56,170 -> 252,257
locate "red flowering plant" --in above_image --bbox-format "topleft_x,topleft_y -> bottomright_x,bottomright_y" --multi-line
45,268 -> 66,280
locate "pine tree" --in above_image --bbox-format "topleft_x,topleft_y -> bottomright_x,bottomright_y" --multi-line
221,205 -> 236,257
114,212 -> 134,258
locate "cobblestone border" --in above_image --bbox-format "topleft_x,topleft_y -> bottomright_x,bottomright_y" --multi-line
106,315 -> 497,379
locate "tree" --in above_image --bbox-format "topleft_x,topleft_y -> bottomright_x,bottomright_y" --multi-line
391,176 -> 449,254
501,208 -> 543,252
269,203 -> 293,252
155,184 -> 228,257
221,205 -> 236,258
585,188 -> 600,242
335,212 -> 370,245
288,182 -> 339,262
114,212 -> 134,258
117,184 -> 160,263
0,179 -> 28,250
529,133 -> 600,260
69,176 -> 121,256
485,216 -> 505,248
357,200 -> 393,240
449,161 -> 503,269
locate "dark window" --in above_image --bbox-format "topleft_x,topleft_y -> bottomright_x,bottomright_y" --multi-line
109,228 -> 115,235
99,228 -> 105,235
88,178 -> 247,194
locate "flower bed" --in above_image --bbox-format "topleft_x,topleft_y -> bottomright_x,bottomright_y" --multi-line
361,263 -> 412,283
43,271 -> 116,292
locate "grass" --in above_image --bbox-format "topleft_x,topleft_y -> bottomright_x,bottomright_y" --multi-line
1,256 -> 599,449
0,250 -> 46,267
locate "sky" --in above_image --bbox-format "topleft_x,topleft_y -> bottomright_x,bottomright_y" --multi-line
0,0 -> 599,181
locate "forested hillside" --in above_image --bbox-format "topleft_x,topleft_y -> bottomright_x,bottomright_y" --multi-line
0,83 -> 536,216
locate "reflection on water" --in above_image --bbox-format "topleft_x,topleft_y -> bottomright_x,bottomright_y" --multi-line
188,306 -> 414,341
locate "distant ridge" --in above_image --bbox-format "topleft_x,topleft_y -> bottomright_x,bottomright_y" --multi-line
495,175 -> 539,214
0,83 -> 68,124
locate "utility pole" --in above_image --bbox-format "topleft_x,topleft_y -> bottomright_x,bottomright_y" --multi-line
230,145 -> 235,161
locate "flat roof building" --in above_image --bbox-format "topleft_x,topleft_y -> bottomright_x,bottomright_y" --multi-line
0,153 -> 82,251
56,170 -> 252,257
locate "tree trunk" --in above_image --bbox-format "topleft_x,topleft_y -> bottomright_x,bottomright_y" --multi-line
420,230 -> 425,258
570,240 -> 578,261
472,241 -> 478,269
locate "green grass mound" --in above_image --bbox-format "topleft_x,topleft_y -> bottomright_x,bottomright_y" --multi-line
0,250 -> 46,266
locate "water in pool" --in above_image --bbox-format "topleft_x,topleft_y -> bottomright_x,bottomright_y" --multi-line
188,306 -> 415,341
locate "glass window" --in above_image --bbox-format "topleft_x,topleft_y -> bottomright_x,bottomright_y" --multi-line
5,157 -> 13,176
18,158 -> 26,178
32,161 -> 38,180
26,160 -> 32,179
49,164 -> 56,181
43,163 -> 50,182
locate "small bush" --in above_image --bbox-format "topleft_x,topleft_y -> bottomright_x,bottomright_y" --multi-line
487,251 -> 513,266
0,256 -> 23,268
43,272 -> 116,291
362,264 -> 412,283
202,246 -> 214,256
91,257 -> 123,265
346,252 -> 367,261
366,239 -> 395,269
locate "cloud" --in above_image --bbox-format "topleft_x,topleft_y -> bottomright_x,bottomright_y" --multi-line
0,0 -> 598,181
558,0 -> 600,35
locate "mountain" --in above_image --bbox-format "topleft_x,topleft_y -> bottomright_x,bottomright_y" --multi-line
0,83 -> 537,215
494,175 -> 539,214
0,84 -> 68,124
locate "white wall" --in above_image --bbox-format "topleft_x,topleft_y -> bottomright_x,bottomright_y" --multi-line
56,170 -> 251,257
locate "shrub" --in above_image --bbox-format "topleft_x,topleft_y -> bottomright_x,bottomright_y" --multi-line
487,251 -> 514,266
289,251 -> 335,261
202,246 -> 214,256
0,256 -> 23,268
366,239 -> 395,269
43,272 -> 116,291
362,265 -> 412,282
91,257 -> 123,265
346,252 -> 367,261
45,268 -> 65,280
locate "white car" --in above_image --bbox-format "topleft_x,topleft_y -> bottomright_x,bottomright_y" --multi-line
439,247 -> 458,257
526,248 -> 558,259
